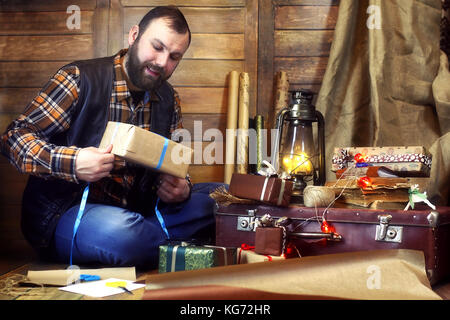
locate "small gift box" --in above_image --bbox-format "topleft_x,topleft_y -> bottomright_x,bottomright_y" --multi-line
158,243 -> 236,273
99,121 -> 193,178
254,227 -> 284,256
331,146 -> 432,177
237,244 -> 286,264
254,214 -> 290,256
229,173 -> 293,206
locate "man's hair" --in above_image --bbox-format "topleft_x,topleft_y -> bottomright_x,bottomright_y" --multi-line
137,6 -> 191,45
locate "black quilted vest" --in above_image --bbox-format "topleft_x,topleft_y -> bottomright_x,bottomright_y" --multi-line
21,55 -> 175,253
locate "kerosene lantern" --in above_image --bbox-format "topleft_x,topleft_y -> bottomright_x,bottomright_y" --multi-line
271,90 -> 325,199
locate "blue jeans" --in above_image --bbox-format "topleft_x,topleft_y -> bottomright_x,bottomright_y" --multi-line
50,182 -> 224,269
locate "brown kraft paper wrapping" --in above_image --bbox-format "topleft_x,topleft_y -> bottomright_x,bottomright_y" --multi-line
99,121 -> 192,178
144,249 -> 441,300
229,173 -> 293,206
237,248 -> 286,264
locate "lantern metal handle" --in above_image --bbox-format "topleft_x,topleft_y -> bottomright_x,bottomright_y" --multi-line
271,107 -> 290,172
315,110 -> 325,186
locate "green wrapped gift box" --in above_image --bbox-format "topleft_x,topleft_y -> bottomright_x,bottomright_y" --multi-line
159,243 -> 236,273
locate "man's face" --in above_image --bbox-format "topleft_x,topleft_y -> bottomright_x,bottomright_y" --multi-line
126,17 -> 190,91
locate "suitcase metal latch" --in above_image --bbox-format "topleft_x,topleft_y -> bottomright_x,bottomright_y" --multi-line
375,214 -> 403,243
237,209 -> 258,231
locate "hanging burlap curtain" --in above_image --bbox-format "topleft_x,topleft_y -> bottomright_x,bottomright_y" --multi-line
316,0 -> 450,205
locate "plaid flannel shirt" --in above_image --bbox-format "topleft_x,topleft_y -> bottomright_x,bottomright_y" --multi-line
1,49 -> 183,208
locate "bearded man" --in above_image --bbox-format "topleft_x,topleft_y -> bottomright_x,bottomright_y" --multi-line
0,6 -> 222,269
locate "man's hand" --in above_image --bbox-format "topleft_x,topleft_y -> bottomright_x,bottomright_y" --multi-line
156,173 -> 191,203
75,144 -> 115,182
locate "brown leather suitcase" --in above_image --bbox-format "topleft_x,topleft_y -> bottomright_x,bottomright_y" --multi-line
215,203 -> 450,285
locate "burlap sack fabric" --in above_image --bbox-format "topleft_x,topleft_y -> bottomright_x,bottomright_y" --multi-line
316,0 -> 450,205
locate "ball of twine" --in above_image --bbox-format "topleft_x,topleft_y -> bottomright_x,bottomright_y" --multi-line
303,186 -> 335,208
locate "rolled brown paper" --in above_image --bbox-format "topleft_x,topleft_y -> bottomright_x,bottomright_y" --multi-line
144,249 -> 440,300
273,71 -> 290,127
224,71 -> 240,184
237,72 -> 250,174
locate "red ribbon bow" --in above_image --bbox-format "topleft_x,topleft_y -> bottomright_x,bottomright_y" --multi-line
240,243 -> 255,250
238,243 -> 273,263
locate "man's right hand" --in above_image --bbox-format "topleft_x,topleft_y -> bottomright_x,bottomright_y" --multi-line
75,144 -> 115,182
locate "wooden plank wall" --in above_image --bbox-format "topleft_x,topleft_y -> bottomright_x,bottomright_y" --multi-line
274,0 -> 338,91
0,0 -> 337,263
258,0 -> 339,122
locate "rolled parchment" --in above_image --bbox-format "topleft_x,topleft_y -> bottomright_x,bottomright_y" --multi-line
273,71 -> 290,127
237,72 -> 250,174
224,71 -> 240,184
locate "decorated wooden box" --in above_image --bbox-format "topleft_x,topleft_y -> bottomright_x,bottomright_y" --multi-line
331,146 -> 432,177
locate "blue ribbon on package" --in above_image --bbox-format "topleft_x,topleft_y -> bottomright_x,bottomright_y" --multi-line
154,137 -> 170,238
155,198 -> 170,239
70,183 -> 90,265
156,138 -> 169,170
68,130 -> 171,265
165,244 -> 187,272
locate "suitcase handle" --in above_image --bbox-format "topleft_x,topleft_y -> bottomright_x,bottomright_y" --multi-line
289,231 -> 342,241
237,215 -> 342,241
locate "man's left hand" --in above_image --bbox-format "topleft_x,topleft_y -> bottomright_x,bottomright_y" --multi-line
156,173 -> 191,203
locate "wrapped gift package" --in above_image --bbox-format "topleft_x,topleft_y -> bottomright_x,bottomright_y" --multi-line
159,243 -> 236,273
237,246 -> 286,264
254,227 -> 284,256
331,146 -> 432,177
229,173 -> 293,206
99,121 -> 193,178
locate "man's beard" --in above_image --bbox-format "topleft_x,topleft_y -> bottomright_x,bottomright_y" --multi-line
125,39 -> 165,91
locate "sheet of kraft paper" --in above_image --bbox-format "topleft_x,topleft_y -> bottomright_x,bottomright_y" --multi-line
144,249 -> 441,300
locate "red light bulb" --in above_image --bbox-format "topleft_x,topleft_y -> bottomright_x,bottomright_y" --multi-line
357,176 -> 372,189
321,219 -> 336,234
354,153 -> 367,163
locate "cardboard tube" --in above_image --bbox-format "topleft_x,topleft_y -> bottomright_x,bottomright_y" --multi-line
237,72 -> 250,174
224,71 -> 240,184
273,71 -> 290,127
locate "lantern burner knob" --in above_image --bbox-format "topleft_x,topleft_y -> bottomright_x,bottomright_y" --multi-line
293,90 -> 313,104
289,89 -> 316,121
